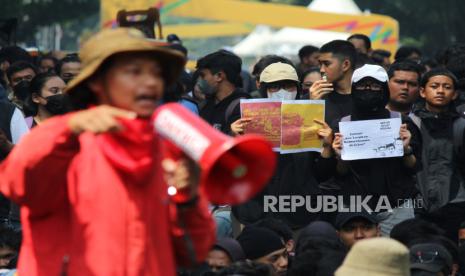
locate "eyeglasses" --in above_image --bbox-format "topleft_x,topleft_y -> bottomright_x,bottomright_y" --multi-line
266,81 -> 297,93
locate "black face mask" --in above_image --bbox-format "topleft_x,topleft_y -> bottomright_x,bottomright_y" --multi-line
43,94 -> 70,115
13,81 -> 31,102
352,89 -> 386,112
62,77 -> 72,84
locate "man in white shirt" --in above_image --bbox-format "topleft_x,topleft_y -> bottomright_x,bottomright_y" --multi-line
0,101 -> 29,158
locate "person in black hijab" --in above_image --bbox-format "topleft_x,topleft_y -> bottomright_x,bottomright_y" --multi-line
332,64 -> 422,237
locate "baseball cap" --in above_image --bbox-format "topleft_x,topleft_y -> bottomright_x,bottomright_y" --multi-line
410,243 -> 453,274
260,62 -> 299,83
352,64 -> 388,83
335,210 -> 378,230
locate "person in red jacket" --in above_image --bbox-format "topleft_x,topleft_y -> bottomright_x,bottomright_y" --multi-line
0,28 -> 216,276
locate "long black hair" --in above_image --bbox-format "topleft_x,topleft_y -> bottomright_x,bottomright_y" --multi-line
24,72 -> 61,116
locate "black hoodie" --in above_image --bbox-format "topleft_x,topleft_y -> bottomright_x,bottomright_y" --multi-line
232,152 -> 336,229
200,88 -> 250,135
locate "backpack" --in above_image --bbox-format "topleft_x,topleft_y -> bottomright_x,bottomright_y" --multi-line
225,97 -> 246,124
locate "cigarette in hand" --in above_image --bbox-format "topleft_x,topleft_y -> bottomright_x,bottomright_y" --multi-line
322,73 -> 328,82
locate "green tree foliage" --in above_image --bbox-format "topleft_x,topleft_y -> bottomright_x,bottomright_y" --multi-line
2,0 -> 463,56
354,0 -> 465,56
250,0 -> 465,56
0,0 -> 99,46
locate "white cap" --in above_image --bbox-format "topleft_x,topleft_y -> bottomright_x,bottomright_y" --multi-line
352,64 -> 388,84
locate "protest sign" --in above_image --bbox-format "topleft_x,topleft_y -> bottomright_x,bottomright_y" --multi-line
339,118 -> 403,161
280,100 -> 325,154
240,99 -> 282,150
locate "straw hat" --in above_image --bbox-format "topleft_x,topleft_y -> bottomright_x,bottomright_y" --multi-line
335,237 -> 410,276
65,27 -> 186,102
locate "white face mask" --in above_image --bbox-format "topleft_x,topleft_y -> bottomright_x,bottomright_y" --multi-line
267,89 -> 297,100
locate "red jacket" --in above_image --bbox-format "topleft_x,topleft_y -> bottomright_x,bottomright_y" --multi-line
0,115 -> 215,276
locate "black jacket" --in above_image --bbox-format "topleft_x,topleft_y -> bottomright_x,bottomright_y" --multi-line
323,92 -> 352,127
200,89 -> 250,135
0,101 -> 16,221
232,152 -> 336,229
334,109 -> 421,209
413,104 -> 465,212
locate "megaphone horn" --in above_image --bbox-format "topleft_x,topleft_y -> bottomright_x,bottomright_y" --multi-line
152,103 -> 277,205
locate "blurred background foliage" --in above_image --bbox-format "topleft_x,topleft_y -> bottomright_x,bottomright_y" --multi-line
1,0 -> 464,58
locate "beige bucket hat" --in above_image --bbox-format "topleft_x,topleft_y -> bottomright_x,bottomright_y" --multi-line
65,27 -> 186,103
335,237 -> 410,276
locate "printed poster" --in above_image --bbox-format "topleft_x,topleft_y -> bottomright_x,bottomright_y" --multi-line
280,100 -> 325,154
240,99 -> 282,150
339,118 -> 404,161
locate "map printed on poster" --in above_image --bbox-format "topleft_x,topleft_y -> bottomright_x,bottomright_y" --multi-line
280,100 -> 325,154
240,99 -> 282,151
339,118 -> 404,161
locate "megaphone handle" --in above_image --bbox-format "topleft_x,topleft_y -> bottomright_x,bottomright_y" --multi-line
217,152 -> 248,179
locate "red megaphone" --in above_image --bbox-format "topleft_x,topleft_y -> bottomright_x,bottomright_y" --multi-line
152,103 -> 276,205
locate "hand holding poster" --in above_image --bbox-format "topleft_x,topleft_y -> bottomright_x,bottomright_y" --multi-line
339,118 -> 404,161
240,99 -> 325,153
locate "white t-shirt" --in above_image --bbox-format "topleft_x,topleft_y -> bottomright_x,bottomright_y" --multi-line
10,108 -> 29,144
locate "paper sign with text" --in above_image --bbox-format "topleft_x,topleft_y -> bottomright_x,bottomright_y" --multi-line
339,118 -> 403,161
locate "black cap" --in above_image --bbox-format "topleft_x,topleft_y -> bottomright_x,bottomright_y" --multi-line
335,210 -> 378,230
213,238 -> 246,262
236,226 -> 285,260
410,243 -> 452,273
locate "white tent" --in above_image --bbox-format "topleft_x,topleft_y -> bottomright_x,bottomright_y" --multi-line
307,0 -> 362,15
232,0 -> 362,58
231,25 -> 275,56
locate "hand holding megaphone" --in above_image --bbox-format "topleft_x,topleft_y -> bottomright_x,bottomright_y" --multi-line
152,103 -> 277,205
162,157 -> 200,203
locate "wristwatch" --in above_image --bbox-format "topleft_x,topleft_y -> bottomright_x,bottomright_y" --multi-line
404,146 -> 414,156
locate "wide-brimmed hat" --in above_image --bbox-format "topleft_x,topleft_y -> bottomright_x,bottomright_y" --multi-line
335,237 -> 410,276
65,27 -> 186,101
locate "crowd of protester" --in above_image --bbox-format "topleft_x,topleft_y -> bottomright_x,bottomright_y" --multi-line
0,28 -> 464,276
